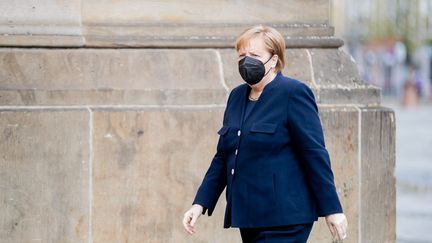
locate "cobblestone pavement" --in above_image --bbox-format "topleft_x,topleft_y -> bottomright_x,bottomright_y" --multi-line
382,99 -> 432,243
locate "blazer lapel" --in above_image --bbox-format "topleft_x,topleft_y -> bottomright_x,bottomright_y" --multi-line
242,72 -> 281,124
238,85 -> 248,129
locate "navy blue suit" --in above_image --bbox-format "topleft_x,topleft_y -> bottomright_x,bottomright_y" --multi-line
193,72 -> 343,229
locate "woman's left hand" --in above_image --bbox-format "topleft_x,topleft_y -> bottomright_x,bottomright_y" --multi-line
325,213 -> 348,241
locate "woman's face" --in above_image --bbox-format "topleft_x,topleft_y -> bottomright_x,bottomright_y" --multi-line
237,37 -> 274,66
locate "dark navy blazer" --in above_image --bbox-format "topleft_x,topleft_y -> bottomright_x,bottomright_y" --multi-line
193,72 -> 343,228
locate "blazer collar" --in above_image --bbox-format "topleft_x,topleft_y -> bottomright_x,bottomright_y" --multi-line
245,71 -> 283,95
238,71 -> 283,126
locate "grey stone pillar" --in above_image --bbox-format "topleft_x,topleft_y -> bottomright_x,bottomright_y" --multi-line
0,1 -> 395,242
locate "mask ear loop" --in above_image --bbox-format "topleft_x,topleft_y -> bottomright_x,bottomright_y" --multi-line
263,55 -> 276,77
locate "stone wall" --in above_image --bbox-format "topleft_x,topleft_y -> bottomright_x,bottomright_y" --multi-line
0,1 -> 395,242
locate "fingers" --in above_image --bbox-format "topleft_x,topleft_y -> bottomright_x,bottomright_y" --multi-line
182,211 -> 195,235
332,219 -> 348,241
334,223 -> 345,241
328,223 -> 337,239
182,205 -> 204,236
182,213 -> 189,233
326,213 -> 348,241
340,218 -> 348,240
183,208 -> 201,235
330,226 -> 339,243
190,212 -> 199,227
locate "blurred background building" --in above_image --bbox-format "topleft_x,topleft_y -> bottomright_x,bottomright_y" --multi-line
333,1 -> 432,242
333,0 -> 432,103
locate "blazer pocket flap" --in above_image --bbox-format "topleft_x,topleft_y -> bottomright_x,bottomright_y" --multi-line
250,123 -> 277,134
217,126 -> 229,135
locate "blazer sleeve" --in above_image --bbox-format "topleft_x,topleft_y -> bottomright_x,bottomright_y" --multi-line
286,81 -> 343,216
192,135 -> 227,216
191,92 -> 233,216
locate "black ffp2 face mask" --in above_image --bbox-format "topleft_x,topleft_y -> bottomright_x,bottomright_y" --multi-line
238,55 -> 273,85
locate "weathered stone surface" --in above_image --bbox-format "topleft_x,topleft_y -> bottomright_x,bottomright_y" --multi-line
309,48 -> 381,105
0,109 -> 89,243
218,49 -> 242,91
309,107 -> 360,243
309,49 -> 362,86
0,49 -> 227,106
0,0 -> 340,48
0,0 -> 81,33
84,35 -> 343,49
0,0 -> 83,46
0,47 -> 379,106
360,107 -> 396,243
82,1 -> 329,26
0,35 -> 85,47
284,49 -> 313,85
0,105 -> 395,243
0,47 -> 381,106
0,88 -> 227,106
82,26 -> 338,48
91,109 -> 239,243
0,49 -> 223,90
318,86 -> 381,105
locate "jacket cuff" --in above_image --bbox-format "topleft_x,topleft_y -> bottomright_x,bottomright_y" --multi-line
192,197 -> 215,216
317,196 -> 343,217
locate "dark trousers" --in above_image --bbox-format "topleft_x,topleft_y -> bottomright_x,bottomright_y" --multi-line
239,223 -> 313,243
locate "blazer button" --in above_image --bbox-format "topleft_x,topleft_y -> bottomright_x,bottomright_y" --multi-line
235,149 -> 238,155
231,169 -> 235,175
237,130 -> 241,136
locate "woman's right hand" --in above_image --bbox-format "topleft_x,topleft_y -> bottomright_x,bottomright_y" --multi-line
182,204 -> 204,235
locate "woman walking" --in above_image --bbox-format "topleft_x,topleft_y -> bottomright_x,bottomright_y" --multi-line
183,25 -> 348,243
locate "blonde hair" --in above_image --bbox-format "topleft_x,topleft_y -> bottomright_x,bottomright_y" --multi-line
235,25 -> 286,72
